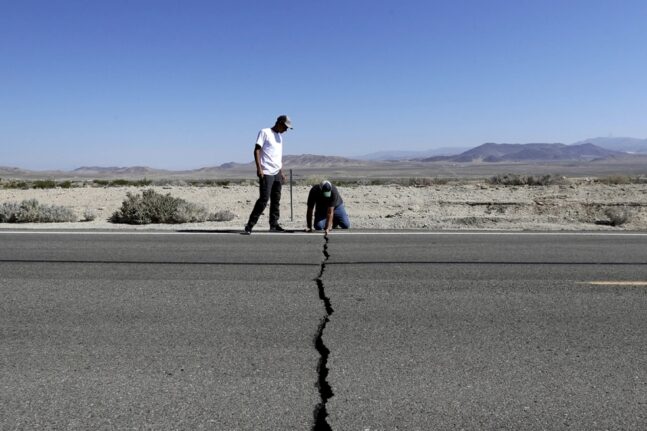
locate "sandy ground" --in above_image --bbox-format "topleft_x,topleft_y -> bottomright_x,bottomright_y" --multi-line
1,182 -> 647,231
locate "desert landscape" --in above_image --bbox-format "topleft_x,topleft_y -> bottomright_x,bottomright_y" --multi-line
3,142 -> 647,231
1,178 -> 646,231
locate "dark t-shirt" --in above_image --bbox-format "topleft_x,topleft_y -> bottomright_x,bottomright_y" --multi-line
307,184 -> 343,211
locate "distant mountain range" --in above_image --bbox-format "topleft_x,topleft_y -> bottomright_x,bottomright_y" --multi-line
357,147 -> 471,161
356,137 -> 647,161
573,137 -> 647,154
283,154 -> 369,167
1,137 -> 645,178
0,155 -> 367,178
72,166 -> 170,175
422,142 -> 623,163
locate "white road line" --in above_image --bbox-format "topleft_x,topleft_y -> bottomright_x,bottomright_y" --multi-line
1,230 -> 647,236
583,281 -> 647,286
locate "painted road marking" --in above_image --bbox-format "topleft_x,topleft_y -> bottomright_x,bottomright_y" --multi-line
584,281 -> 647,286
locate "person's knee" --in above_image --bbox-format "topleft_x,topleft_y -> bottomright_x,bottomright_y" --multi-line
334,219 -> 350,229
334,209 -> 351,229
313,219 -> 326,230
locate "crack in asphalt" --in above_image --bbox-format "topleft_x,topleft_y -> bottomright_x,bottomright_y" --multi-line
313,234 -> 334,431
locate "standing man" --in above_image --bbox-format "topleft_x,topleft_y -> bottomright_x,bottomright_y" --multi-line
244,115 -> 292,234
306,180 -> 351,234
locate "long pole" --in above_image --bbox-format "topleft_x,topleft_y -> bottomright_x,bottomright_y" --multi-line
290,169 -> 293,221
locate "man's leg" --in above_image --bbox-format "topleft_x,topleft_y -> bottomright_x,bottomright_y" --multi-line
332,204 -> 351,229
313,208 -> 327,230
247,175 -> 275,228
268,177 -> 282,227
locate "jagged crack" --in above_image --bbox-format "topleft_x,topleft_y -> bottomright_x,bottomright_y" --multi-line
313,235 -> 333,431
316,278 -> 334,316
313,316 -> 333,430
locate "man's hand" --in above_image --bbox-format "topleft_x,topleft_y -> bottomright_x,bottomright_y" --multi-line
279,171 -> 286,184
257,170 -> 264,179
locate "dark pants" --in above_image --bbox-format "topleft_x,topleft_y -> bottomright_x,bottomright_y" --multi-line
247,174 -> 282,228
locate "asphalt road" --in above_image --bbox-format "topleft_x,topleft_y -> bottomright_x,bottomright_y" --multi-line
1,231 -> 647,430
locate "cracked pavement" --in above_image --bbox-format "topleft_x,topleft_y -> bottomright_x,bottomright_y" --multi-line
2,231 -> 647,430
313,235 -> 333,431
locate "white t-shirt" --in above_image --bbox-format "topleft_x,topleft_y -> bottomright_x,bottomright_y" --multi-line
256,127 -> 283,175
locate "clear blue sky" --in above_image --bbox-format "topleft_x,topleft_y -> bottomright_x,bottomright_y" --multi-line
2,0 -> 646,170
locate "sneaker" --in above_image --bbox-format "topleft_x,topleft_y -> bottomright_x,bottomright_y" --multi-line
242,224 -> 252,235
269,224 -> 286,232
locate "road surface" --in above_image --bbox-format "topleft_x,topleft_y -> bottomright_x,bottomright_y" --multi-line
1,231 -> 646,430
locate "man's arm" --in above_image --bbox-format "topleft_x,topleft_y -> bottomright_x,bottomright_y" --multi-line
306,206 -> 314,232
325,206 -> 334,234
254,145 -> 263,178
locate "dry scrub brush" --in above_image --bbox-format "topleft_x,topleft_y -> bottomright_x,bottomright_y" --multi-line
110,189 -> 208,224
209,210 -> 236,222
489,174 -> 569,186
604,207 -> 634,226
0,199 -> 76,223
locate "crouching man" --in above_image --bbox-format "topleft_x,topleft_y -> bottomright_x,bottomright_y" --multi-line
306,180 -> 350,234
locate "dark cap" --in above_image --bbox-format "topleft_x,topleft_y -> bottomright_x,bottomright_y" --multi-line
276,115 -> 293,129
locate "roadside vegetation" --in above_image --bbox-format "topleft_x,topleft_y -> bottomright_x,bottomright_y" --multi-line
0,199 -> 76,223
1,174 -> 646,190
110,189 -> 208,224
488,174 -> 570,186
594,175 -> 647,185
209,209 -> 236,222
603,207 -> 635,226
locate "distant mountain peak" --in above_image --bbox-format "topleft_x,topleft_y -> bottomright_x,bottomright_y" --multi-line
357,147 -> 470,161
70,166 -> 172,177
572,137 -> 647,154
422,142 -> 623,163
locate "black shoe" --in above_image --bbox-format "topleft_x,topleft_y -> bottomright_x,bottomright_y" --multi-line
242,224 -> 252,235
269,225 -> 286,232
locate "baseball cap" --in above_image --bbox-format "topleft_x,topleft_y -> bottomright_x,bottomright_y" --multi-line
276,115 -> 293,129
321,180 -> 332,198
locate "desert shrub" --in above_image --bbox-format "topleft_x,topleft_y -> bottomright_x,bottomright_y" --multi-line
32,180 -> 57,189
133,178 -> 153,186
82,209 -> 97,222
0,199 -> 76,223
595,175 -> 647,185
335,178 -> 392,186
301,177 -> 455,187
209,209 -> 236,222
490,174 -> 526,186
58,180 -> 73,189
489,174 -> 567,186
401,177 -> 452,186
453,216 -> 480,225
173,202 -> 209,223
604,207 -> 633,226
110,189 -> 208,224
92,178 -> 153,187
191,179 -> 232,187
3,180 -> 30,189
